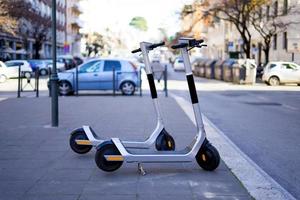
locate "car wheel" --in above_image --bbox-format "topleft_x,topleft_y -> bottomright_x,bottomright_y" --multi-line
24,72 -> 31,79
269,76 -> 280,86
297,83 -> 300,86
121,81 -> 135,95
39,69 -> 48,76
0,74 -> 7,83
59,81 -> 73,95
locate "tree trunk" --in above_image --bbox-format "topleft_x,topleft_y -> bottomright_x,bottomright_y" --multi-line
33,41 -> 41,59
242,41 -> 251,58
263,39 -> 271,64
263,47 -> 269,64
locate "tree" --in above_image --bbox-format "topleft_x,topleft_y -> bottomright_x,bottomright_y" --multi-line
204,0 -> 266,58
84,32 -> 104,57
2,0 -> 52,59
250,1 -> 300,64
0,1 -> 18,35
129,17 -> 148,31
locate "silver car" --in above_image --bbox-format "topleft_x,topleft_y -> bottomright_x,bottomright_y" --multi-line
262,61 -> 300,86
57,58 -> 140,95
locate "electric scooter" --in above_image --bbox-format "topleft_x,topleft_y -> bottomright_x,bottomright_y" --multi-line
69,42 -> 175,154
94,38 -> 220,172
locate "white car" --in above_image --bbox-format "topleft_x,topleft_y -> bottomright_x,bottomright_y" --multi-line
2,60 -> 32,81
262,61 -> 300,86
173,57 -> 184,71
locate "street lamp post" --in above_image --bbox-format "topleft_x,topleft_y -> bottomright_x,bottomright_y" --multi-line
51,0 -> 59,127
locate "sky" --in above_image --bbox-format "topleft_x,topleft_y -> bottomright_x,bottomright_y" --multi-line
80,0 -> 194,40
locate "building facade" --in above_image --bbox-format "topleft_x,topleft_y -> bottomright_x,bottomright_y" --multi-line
0,0 -> 83,61
65,0 -> 82,56
182,0 -> 300,64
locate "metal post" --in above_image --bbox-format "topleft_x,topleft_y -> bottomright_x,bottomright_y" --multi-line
76,65 -> 79,96
17,65 -> 21,98
139,67 -> 142,97
48,67 -> 51,97
164,64 -> 168,97
36,69 -> 39,97
292,53 -> 295,62
113,67 -> 115,96
50,0 -> 59,127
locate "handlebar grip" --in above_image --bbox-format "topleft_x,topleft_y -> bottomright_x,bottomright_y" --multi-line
131,48 -> 141,53
171,43 -> 188,49
196,39 -> 204,44
149,41 -> 165,49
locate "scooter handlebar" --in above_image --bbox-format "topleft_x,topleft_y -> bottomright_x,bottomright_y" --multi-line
131,41 -> 165,54
131,48 -> 141,53
171,43 -> 188,49
172,39 -> 205,49
149,41 -> 165,49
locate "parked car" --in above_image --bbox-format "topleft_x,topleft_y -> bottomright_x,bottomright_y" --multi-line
0,61 -> 9,83
173,57 -> 184,71
28,60 -> 50,76
57,55 -> 77,70
73,56 -> 83,66
57,58 -> 140,95
2,60 -> 32,79
44,60 -> 66,72
262,61 -> 300,86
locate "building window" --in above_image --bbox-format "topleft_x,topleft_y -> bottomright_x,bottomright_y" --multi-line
273,34 -> 277,50
266,6 -> 270,20
283,32 -> 288,50
283,0 -> 288,15
274,1 -> 278,17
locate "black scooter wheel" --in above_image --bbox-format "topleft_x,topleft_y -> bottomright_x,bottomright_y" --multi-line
196,142 -> 220,171
95,141 -> 123,172
69,129 -> 92,154
156,133 -> 175,151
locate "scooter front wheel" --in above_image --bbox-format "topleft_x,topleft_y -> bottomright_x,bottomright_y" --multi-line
196,142 -> 220,171
69,129 -> 93,154
95,141 -> 123,172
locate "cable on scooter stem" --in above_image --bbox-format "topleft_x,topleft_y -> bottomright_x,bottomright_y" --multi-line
131,41 -> 165,53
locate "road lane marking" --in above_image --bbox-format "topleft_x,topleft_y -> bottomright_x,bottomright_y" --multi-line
170,92 -> 296,200
282,104 -> 299,111
0,98 -> 7,102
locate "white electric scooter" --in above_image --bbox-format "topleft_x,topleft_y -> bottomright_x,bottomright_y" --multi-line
69,42 -> 176,154
94,38 -> 220,172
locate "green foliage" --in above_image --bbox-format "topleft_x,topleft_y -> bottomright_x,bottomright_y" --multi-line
129,17 -> 148,31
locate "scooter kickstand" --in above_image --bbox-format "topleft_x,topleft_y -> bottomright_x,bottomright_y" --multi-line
138,163 -> 146,176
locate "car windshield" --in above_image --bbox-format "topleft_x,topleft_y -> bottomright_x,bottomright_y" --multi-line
5,62 -> 22,67
29,60 -> 43,64
177,58 -> 183,63
79,60 -> 101,73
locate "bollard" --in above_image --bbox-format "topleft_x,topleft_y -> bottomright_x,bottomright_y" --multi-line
48,68 -> 52,97
113,67 -> 115,96
164,65 -> 168,97
139,67 -> 142,97
17,65 -> 21,98
35,69 -> 39,97
75,65 -> 79,96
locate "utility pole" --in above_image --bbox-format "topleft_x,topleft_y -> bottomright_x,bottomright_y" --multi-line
51,0 -> 59,126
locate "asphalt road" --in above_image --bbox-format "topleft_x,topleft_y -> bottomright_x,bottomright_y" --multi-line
167,67 -> 300,199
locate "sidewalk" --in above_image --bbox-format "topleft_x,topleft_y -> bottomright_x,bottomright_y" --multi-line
0,95 -> 252,200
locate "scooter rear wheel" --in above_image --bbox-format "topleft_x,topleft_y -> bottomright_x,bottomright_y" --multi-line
69,129 -> 93,154
95,141 -> 123,172
155,130 -> 176,151
196,142 -> 220,171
